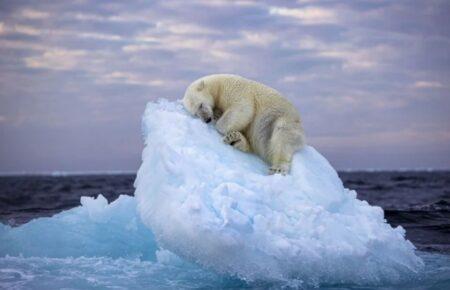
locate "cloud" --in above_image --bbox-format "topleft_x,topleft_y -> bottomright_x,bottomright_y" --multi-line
71,13 -> 121,22
280,73 -> 321,83
130,27 -> 241,66
269,6 -> 338,24
0,22 -> 124,42
155,21 -> 218,35
76,32 -> 123,41
99,71 -> 167,87
412,81 -> 444,89
20,8 -> 50,20
25,49 -> 87,71
122,44 -> 153,53
0,39 -> 52,51
170,0 -> 260,8
311,128 -> 450,150
240,31 -> 277,46
317,45 -> 394,71
14,24 -> 42,36
69,12 -> 154,24
1,23 -> 42,36
286,35 -> 396,71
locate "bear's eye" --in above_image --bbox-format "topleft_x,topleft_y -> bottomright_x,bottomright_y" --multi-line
199,103 -> 203,110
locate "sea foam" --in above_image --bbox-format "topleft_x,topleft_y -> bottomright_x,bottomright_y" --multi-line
134,100 -> 424,284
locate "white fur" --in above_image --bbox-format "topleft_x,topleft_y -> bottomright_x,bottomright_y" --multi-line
183,74 -> 305,174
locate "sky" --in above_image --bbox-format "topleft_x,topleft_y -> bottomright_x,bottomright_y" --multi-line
0,0 -> 449,173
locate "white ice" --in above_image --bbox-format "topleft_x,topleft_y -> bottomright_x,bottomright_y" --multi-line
134,99 -> 424,285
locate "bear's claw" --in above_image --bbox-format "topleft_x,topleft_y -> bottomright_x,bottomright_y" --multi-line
223,131 -> 242,145
223,131 -> 250,152
269,166 -> 287,175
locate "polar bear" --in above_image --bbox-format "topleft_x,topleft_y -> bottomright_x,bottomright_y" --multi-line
183,74 -> 305,175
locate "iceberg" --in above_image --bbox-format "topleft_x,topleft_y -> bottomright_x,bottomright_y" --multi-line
134,100 -> 424,284
3,99 -> 444,289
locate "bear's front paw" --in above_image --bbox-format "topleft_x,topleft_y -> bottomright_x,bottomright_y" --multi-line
269,166 -> 288,176
223,131 -> 242,146
223,131 -> 251,152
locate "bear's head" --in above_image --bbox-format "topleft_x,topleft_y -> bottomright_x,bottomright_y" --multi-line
183,80 -> 214,123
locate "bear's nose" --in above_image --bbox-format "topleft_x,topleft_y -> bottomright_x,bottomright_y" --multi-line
205,118 -> 212,123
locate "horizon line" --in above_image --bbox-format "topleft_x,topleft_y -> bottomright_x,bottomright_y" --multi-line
1,168 -> 450,177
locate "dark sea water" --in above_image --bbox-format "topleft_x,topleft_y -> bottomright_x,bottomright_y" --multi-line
0,171 -> 449,289
1,171 -> 448,254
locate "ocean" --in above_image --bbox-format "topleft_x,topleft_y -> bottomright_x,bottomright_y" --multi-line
0,171 -> 449,289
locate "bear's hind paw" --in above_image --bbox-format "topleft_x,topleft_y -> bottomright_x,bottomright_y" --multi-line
269,166 -> 288,176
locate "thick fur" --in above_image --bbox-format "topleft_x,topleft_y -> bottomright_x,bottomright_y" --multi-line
183,74 -> 305,175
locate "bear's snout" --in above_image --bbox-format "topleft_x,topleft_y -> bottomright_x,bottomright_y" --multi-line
197,104 -> 213,124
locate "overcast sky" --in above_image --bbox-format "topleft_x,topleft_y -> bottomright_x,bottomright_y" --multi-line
0,0 -> 449,173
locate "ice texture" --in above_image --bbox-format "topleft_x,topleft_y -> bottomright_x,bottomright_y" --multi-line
134,100 -> 424,284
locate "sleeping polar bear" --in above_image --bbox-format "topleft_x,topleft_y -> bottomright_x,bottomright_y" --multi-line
183,74 -> 305,175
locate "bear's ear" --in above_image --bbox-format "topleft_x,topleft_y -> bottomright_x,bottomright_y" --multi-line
196,80 -> 205,91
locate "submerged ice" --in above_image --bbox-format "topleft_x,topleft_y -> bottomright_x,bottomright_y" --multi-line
0,195 -> 243,289
134,100 -> 423,284
0,195 -> 156,260
2,99 -> 442,289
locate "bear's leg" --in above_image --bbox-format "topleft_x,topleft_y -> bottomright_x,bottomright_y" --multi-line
268,118 -> 302,175
223,131 -> 251,152
215,103 -> 254,135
